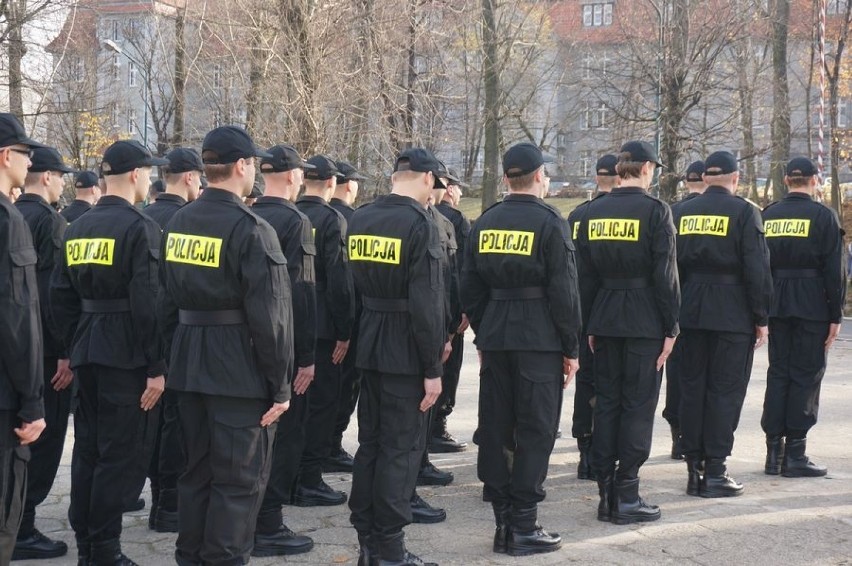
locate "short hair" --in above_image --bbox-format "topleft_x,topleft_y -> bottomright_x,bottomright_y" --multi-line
615,153 -> 645,179
596,174 -> 619,189
703,172 -> 736,184
164,172 -> 190,186
786,176 -> 813,189
506,168 -> 538,191
24,171 -> 45,187
391,170 -> 423,184
304,178 -> 330,191
204,163 -> 235,183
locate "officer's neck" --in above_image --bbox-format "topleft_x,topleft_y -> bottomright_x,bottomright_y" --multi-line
332,186 -> 353,204
788,188 -> 813,197
440,196 -> 455,208
263,182 -> 294,201
164,183 -> 189,201
392,186 -> 429,208
75,190 -> 98,204
22,184 -> 50,203
508,187 -> 540,197
104,183 -> 139,205
303,187 -> 330,202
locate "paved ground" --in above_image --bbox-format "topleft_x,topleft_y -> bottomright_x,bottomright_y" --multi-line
17,331 -> 852,565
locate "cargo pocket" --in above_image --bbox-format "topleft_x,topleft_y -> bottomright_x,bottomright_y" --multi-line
266,249 -> 288,299
148,248 -> 160,294
0,446 -> 30,532
625,340 -> 663,407
212,408 -> 265,489
300,241 -> 316,283
428,246 -> 443,290
10,247 -> 37,306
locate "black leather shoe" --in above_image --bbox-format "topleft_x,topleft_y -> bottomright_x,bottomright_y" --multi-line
428,430 -> 468,453
670,426 -> 683,460
685,458 -> 702,497
611,478 -> 661,525
596,476 -> 614,522
410,493 -> 446,524
123,498 -> 145,513
765,435 -> 784,475
152,508 -> 178,533
323,446 -> 355,473
377,550 -> 437,565
252,525 -> 314,556
577,436 -> 593,480
507,526 -> 562,556
416,463 -> 453,486
293,481 -> 348,506
12,529 -> 69,560
91,539 -> 139,566
781,438 -> 827,478
702,459 -> 744,498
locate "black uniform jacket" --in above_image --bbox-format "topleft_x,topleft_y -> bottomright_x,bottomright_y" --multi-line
568,191 -> 607,329
253,196 -> 317,368
330,197 -> 362,324
297,195 -> 354,342
674,185 -> 772,333
435,201 -> 471,279
347,194 -> 445,379
16,194 -> 67,358
462,193 -> 581,358
50,196 -> 165,377
762,192 -> 845,323
0,193 -> 44,422
144,193 -> 187,230
575,186 -> 680,339
60,199 -> 92,223
429,205 -> 462,336
157,188 -> 293,403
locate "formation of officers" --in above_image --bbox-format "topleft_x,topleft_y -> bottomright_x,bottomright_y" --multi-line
0,107 -> 844,566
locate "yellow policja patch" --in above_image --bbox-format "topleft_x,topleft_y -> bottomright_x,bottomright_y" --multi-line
66,238 -> 115,266
349,235 -> 402,264
764,219 -> 810,238
572,222 -> 580,240
679,215 -> 729,236
478,230 -> 535,255
165,233 -> 222,268
588,219 -> 640,241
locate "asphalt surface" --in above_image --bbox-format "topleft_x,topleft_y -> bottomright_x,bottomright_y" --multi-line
16,331 -> 852,565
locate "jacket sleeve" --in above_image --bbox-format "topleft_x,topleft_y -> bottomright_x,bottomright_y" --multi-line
574,213 -> 601,332
651,204 -> 681,337
323,214 -> 354,341
157,229 -> 179,364
460,223 -> 489,333
129,220 -> 166,377
740,204 -> 772,327
822,208 -> 845,323
283,216 -> 317,368
408,222 -> 445,379
49,232 -> 81,357
241,221 -> 293,403
38,212 -> 68,357
455,214 -> 471,280
544,218 -> 582,358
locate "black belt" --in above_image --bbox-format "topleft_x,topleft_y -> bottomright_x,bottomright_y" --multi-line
773,268 -> 821,279
490,286 -> 546,300
688,273 -> 742,285
81,298 -> 131,313
362,297 -> 409,312
601,277 -> 652,290
178,309 -> 246,326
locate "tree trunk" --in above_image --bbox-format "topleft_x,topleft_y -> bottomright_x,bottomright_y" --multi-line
171,8 -> 187,147
481,0 -> 501,211
7,0 -> 26,116
245,31 -> 264,136
404,0 -> 417,146
736,38 -> 759,202
769,0 -> 791,200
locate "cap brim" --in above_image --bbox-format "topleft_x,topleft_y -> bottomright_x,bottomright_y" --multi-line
147,157 -> 170,167
57,164 -> 78,174
255,148 -> 274,159
18,136 -> 48,149
349,173 -> 368,181
301,161 -> 317,169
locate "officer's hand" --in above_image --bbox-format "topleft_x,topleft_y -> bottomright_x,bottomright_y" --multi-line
293,365 -> 315,395
14,418 -> 46,445
261,401 -> 290,427
754,325 -> 769,350
140,376 -> 165,411
588,335 -> 596,352
441,340 -> 453,363
51,358 -> 74,391
826,322 -> 841,352
457,314 -> 470,334
332,340 -> 350,365
656,336 -> 676,371
562,357 -> 579,388
420,378 -> 442,412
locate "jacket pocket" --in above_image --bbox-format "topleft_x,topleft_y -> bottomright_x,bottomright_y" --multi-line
10,247 -> 37,306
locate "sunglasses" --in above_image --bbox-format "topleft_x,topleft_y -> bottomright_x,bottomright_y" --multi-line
7,147 -> 33,158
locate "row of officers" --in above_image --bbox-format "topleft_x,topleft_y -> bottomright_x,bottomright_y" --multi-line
0,109 -> 844,566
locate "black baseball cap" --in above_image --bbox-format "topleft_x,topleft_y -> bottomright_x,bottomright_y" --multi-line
74,170 -> 99,189
619,141 -> 664,168
261,144 -> 315,173
0,113 -> 46,149
201,126 -> 272,165
503,142 -> 548,178
335,161 -> 367,183
394,148 -> 446,189
29,146 -> 76,174
446,167 -> 469,188
437,161 -> 461,186
595,154 -> 618,176
685,160 -> 705,182
101,140 -> 169,176
164,147 -> 204,174
786,157 -> 818,177
704,151 -> 738,175
304,154 -> 339,181
150,179 -> 165,193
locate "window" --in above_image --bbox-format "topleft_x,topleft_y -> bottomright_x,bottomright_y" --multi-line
129,19 -> 140,37
582,100 -> 608,130
110,53 -> 120,80
840,99 -> 850,128
129,62 -> 138,87
582,3 -> 614,27
584,50 -> 610,79
127,108 -> 137,134
111,20 -> 120,41
828,0 -> 845,15
71,56 -> 84,81
578,150 -> 594,177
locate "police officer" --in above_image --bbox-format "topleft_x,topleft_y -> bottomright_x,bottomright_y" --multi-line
61,171 -> 100,223
462,143 -> 581,556
0,113 -> 47,565
576,141 -> 679,524
326,160 -> 366,473
294,155 -> 354,506
250,144 -> 317,557
567,153 -> 618,481
760,157 -> 844,477
51,140 -> 168,565
157,126 -> 292,566
348,147 -> 446,566
663,160 -> 706,460
144,147 -> 203,228
431,167 -> 470,454
675,151 -> 771,498
12,146 -> 76,561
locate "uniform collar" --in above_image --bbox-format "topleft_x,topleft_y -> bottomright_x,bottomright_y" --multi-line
297,195 -> 329,206
97,195 -> 135,207
785,192 -> 813,201
16,193 -> 49,206
503,193 -> 541,203
704,185 -> 733,195
256,195 -> 291,207
71,199 -> 92,209
330,197 -> 353,210
610,186 -> 646,195
155,193 -> 187,206
199,187 -> 245,205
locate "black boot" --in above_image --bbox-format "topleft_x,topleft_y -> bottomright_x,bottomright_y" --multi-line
685,458 -> 702,496
764,435 -> 784,475
252,507 -> 314,556
577,435 -> 593,480
611,478 -> 661,525
428,417 -> 467,453
357,533 -> 375,566
153,488 -> 179,533
410,492 -> 446,524
13,528 -> 69,560
596,475 -> 614,522
147,486 -> 159,530
75,539 -> 92,566
90,539 -> 139,566
416,462 -> 453,486
491,502 -> 510,554
293,480 -> 348,506
507,506 -> 561,556
701,458 -> 743,498
376,533 -> 437,565
670,425 -> 683,460
324,444 -> 355,473
781,437 -> 827,478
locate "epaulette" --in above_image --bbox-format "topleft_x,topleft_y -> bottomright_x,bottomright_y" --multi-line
642,192 -> 666,207
533,198 -> 564,220
737,196 -> 762,209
